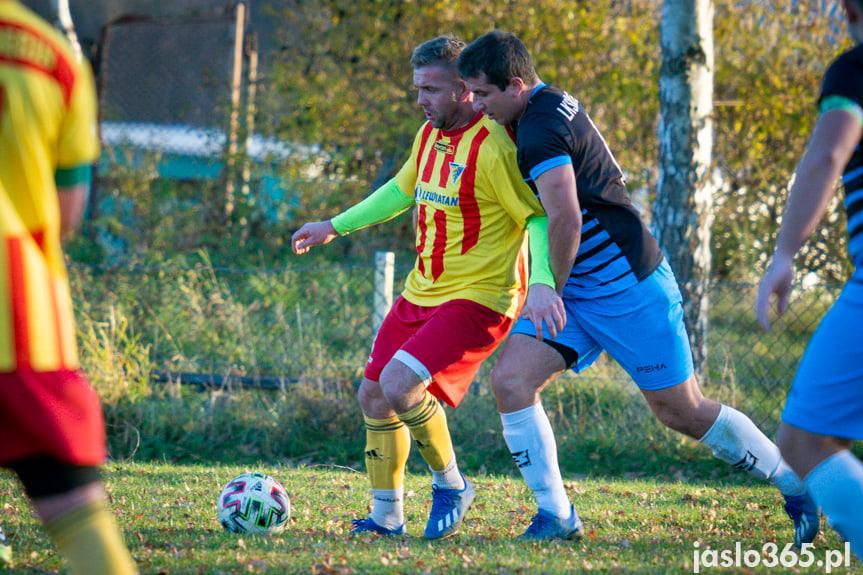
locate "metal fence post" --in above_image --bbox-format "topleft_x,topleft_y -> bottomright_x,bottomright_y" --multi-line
373,251 -> 395,333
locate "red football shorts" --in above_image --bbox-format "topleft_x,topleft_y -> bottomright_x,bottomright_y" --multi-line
365,296 -> 513,408
0,369 -> 106,467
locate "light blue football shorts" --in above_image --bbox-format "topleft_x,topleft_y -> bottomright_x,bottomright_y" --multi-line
510,258 -> 694,390
782,279 -> 863,440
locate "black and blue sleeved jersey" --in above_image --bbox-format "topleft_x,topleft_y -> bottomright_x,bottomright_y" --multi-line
820,44 -> 863,275
515,84 -> 663,298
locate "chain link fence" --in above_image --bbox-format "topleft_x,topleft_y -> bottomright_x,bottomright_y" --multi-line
703,282 -> 835,434
69,256 -> 840,437
91,2 -> 298,239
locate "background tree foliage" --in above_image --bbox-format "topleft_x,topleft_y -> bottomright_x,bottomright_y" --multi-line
712,2 -> 850,282
261,0 -> 661,258
260,0 -> 849,280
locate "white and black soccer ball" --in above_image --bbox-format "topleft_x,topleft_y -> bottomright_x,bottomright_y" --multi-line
217,472 -> 290,535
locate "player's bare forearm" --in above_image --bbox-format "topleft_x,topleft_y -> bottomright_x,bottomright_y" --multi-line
755,109 -> 860,331
291,221 -> 339,255
773,110 -> 860,261
57,184 -> 88,241
535,166 -> 582,292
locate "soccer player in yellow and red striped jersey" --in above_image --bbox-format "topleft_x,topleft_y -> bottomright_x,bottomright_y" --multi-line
394,115 -> 534,322
0,2 -> 137,573
291,35 -> 549,539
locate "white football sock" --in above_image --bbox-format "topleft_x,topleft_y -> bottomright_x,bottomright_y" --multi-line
370,487 -> 404,530
699,405 -> 805,496
431,456 -> 465,490
806,450 -> 863,559
501,402 -> 572,518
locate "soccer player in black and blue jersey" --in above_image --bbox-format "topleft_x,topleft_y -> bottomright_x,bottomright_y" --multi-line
756,0 -> 863,558
458,30 -> 818,545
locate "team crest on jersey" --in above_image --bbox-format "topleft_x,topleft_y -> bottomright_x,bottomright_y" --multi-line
434,140 -> 455,155
449,162 -> 466,185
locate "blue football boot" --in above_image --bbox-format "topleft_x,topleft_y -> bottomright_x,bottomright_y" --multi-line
423,475 -> 476,540
784,493 -> 820,546
518,505 -> 584,541
350,515 -> 406,536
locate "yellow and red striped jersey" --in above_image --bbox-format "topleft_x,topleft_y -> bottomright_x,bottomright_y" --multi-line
0,1 -> 99,371
395,113 -> 544,318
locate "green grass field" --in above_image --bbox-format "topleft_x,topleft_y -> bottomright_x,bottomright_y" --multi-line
50,257 -> 861,574
0,462 -> 858,574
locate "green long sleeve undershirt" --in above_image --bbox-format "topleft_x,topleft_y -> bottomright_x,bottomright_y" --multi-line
331,178 -> 414,235
526,214 -> 556,289
332,182 -> 554,290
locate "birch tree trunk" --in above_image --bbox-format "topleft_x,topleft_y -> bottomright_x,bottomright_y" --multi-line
654,0 -> 715,380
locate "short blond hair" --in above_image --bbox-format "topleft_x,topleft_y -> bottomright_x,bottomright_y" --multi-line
410,35 -> 465,69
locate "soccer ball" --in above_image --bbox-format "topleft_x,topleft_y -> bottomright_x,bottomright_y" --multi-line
217,472 -> 290,535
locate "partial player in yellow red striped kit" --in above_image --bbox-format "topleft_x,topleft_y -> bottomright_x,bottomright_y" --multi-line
0,1 -> 137,573
291,35 -> 549,539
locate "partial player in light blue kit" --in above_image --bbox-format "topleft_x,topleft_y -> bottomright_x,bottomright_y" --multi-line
756,0 -> 863,558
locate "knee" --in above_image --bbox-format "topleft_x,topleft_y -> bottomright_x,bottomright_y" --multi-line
377,364 -> 406,404
653,403 -> 686,433
491,361 -> 545,414
645,378 -> 719,438
776,423 -> 819,462
377,362 -> 428,414
490,360 -> 527,396
776,426 -> 795,459
651,399 -> 713,438
358,379 -> 388,414
776,423 -> 848,475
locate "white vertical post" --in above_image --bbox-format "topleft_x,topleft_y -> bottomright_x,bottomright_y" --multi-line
225,1 -> 246,217
373,251 -> 395,333
53,0 -> 82,60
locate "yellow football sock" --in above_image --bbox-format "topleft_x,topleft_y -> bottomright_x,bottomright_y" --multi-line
399,391 -> 454,471
44,499 -> 138,575
364,414 -> 411,489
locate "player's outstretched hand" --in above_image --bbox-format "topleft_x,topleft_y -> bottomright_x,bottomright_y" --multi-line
521,283 -> 566,342
755,253 -> 794,332
291,221 -> 339,255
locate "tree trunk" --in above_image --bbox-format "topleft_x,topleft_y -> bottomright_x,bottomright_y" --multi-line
655,0 -> 715,381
